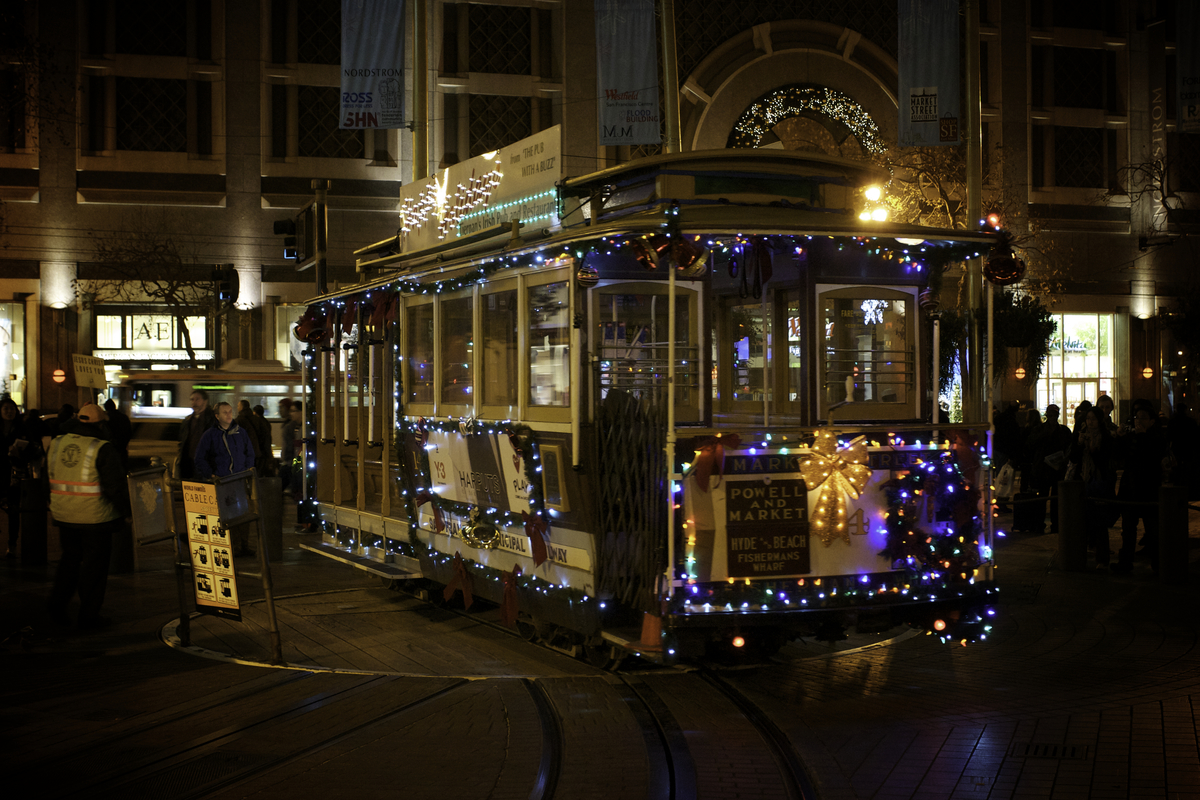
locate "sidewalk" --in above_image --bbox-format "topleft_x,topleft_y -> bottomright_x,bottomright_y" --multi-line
3,500 -> 1198,799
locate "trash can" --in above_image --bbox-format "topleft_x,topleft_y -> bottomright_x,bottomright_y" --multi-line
258,476 -> 284,562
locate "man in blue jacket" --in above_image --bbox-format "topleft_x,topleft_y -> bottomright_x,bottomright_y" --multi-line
194,402 -> 256,556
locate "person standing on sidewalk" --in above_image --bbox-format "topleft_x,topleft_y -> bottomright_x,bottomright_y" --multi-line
194,402 -> 256,557
46,404 -> 131,629
1069,406 -> 1118,568
178,390 -> 216,481
237,400 -> 274,476
1111,404 -> 1168,574
1026,404 -> 1072,533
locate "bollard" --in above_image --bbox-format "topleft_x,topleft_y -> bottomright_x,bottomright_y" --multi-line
19,477 -> 47,566
109,518 -> 136,574
1158,484 -> 1188,584
1058,480 -> 1087,571
258,476 -> 284,562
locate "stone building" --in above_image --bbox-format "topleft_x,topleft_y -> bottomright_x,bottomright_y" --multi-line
1,0 -> 1194,418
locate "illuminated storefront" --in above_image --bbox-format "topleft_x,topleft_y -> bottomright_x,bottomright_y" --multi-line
1036,312 -> 1116,421
0,302 -> 27,405
92,308 -> 215,380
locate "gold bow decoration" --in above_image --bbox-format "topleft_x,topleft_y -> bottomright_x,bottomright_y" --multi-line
798,433 -> 873,546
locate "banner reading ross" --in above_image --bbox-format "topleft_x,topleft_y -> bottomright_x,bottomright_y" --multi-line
340,0 -> 406,130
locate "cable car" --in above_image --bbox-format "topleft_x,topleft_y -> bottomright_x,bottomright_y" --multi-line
294,136 -> 998,663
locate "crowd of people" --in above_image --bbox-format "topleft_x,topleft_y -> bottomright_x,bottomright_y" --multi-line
993,397 -> 1197,574
1,392 -> 307,630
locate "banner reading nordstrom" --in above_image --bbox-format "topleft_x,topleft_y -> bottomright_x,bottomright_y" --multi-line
595,0 -> 660,146
340,0 -> 405,129
897,0 -> 960,146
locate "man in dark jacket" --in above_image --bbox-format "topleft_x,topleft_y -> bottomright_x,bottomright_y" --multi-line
178,390 -> 216,480
46,404 -> 131,629
194,402 -> 256,557
1025,404 -> 1073,533
237,400 -> 274,476
1111,405 -> 1168,574
195,402 -> 256,480
102,398 -> 132,468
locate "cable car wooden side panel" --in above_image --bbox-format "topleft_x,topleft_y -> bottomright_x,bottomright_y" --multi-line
296,145 -> 1000,662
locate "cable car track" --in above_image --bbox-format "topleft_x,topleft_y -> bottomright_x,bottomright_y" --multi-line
40,657 -> 817,800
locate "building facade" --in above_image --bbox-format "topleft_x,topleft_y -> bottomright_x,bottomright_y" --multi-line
0,0 -> 1194,418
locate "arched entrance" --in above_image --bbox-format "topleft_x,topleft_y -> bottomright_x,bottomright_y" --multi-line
726,84 -> 887,158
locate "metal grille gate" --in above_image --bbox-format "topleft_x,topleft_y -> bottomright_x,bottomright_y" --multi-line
595,388 -> 669,614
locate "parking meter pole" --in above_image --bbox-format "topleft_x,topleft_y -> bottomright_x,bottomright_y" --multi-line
1058,480 -> 1086,571
258,476 -> 283,561
175,533 -> 192,647
257,521 -> 284,664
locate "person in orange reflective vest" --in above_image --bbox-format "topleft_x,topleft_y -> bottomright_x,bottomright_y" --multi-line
46,404 -> 131,630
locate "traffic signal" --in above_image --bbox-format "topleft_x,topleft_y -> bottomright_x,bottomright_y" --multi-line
273,218 -> 298,260
213,264 -> 239,307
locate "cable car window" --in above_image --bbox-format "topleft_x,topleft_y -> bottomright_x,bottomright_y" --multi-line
786,293 -> 803,403
406,302 -> 433,404
820,287 -> 914,419
529,281 -> 569,407
722,296 -> 768,404
598,292 -> 694,395
440,296 -> 473,405
482,289 -> 518,407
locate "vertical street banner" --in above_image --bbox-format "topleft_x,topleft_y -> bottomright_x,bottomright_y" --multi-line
595,0 -> 660,146
897,0 -> 960,146
1180,3 -> 1200,133
340,0 -> 406,129
183,481 -> 241,621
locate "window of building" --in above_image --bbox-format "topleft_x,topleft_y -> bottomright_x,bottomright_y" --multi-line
0,67 -> 26,153
1037,313 -> 1114,423
468,5 -> 532,74
1052,47 -> 1107,110
297,85 -> 365,159
468,94 -> 532,158
1051,126 -> 1119,190
0,302 -> 26,406
94,311 -> 209,358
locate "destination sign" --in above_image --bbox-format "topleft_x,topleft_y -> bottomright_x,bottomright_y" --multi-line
724,478 -> 809,577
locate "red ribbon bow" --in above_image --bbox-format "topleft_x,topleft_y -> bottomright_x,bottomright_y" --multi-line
443,552 -> 474,610
691,433 -> 741,493
522,511 -> 549,567
414,490 -> 444,532
499,564 -> 522,628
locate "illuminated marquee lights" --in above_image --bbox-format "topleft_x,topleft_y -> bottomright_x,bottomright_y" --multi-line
456,189 -> 558,233
399,159 -> 504,240
729,85 -> 886,154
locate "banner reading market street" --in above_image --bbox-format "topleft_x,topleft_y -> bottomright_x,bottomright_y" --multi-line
897,0 -> 960,146
595,0 -> 660,146
340,0 -> 405,129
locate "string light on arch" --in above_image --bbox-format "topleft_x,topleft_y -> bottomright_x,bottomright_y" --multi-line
728,85 -> 887,154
